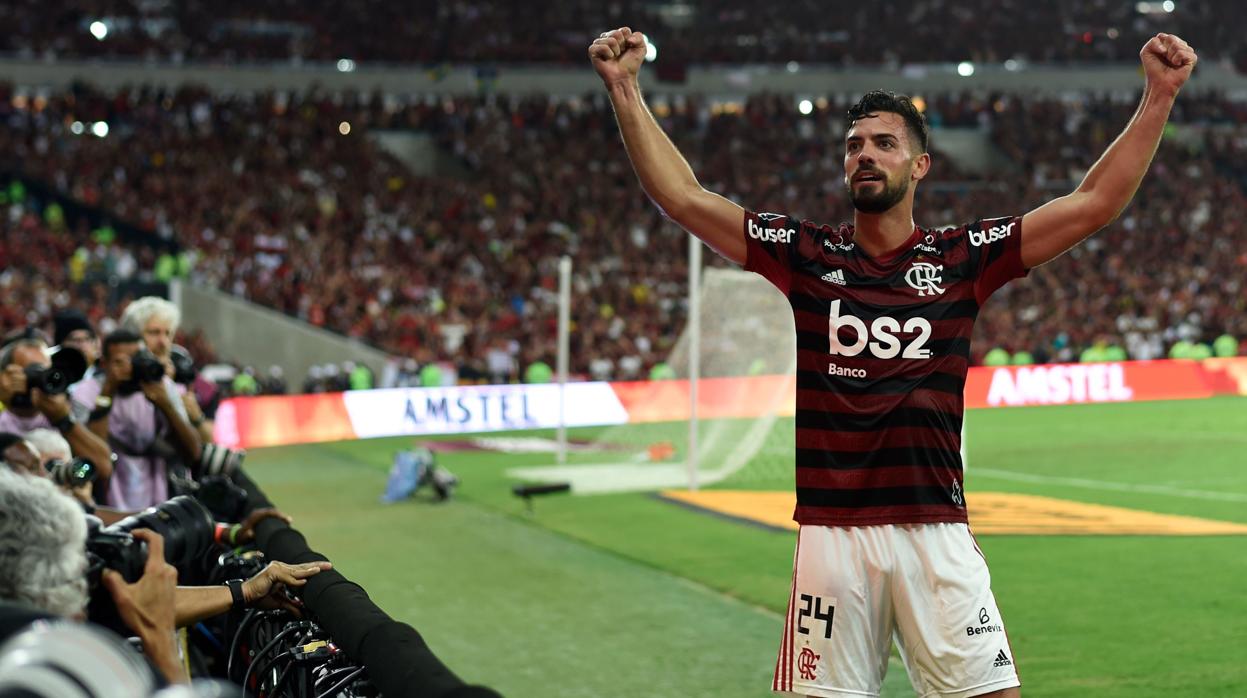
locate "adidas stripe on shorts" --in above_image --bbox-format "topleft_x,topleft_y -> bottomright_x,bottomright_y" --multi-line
773,523 -> 1020,698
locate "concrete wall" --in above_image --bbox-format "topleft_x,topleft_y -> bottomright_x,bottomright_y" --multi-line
171,280 -> 391,387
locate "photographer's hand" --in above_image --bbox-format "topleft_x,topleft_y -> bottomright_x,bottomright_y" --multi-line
234,507 -> 294,544
143,378 -> 204,461
31,388 -> 72,421
243,560 -> 333,617
35,387 -> 116,480
101,529 -> 188,685
172,560 -> 329,627
140,380 -> 173,408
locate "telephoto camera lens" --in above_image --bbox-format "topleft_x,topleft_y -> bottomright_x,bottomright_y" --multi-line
85,496 -> 219,635
45,457 -> 97,487
106,495 -> 218,571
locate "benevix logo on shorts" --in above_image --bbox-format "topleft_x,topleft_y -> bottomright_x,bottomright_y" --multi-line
967,607 -> 1004,637
749,214 -> 794,243
993,649 -> 1013,668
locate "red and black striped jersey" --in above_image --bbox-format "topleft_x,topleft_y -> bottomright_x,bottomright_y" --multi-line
744,210 -> 1028,526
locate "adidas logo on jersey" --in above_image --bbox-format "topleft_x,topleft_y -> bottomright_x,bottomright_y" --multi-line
821,270 -> 846,285
992,650 -> 1013,668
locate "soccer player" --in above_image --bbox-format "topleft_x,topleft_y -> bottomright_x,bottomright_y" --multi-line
590,27 -> 1195,698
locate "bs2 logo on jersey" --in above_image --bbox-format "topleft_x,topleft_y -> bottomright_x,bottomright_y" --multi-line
828,300 -> 933,361
969,220 -> 1015,247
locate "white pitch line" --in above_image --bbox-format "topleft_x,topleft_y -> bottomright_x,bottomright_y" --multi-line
972,467 -> 1247,503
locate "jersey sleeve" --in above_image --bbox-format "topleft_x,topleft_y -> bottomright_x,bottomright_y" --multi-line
965,215 -> 1029,304
742,210 -> 801,295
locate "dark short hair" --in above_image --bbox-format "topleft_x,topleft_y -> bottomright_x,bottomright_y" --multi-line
102,329 -> 142,359
846,90 -> 929,155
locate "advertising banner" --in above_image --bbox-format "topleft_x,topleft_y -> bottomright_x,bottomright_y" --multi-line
214,358 -> 1247,449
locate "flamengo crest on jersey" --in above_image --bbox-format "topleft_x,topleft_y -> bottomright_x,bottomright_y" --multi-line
742,211 -> 1029,526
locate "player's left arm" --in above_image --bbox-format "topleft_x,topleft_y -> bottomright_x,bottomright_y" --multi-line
1020,33 -> 1196,269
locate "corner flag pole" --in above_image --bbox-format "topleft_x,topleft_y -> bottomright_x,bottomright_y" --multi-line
687,236 -> 702,490
556,255 -> 572,465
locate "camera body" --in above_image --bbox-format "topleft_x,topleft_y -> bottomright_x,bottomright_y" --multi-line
130,349 -> 166,384
85,496 -> 217,633
23,364 -> 71,395
170,345 -> 197,385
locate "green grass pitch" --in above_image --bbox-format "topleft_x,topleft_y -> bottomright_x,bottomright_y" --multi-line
243,396 -> 1247,697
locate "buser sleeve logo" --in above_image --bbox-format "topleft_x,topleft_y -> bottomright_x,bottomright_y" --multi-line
748,217 -> 795,243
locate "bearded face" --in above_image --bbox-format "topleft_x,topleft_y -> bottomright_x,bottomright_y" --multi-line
843,111 -> 924,215
846,164 -> 911,214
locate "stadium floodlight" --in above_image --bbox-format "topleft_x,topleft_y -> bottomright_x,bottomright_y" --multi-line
957,61 -> 975,77
1162,0 -> 1175,11
91,122 -> 109,138
336,58 -> 356,72
89,21 -> 108,40
798,99 -> 814,115
644,36 -> 658,62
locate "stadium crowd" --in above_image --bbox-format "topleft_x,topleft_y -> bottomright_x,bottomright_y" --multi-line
0,84 -> 1243,384
0,0 -> 1245,68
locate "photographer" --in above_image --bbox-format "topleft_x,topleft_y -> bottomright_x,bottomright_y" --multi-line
0,468 -> 330,685
0,334 -> 114,481
71,329 -> 202,510
0,467 -> 187,685
121,298 -> 213,444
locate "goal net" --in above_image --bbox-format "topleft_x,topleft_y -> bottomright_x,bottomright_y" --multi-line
510,263 -> 797,494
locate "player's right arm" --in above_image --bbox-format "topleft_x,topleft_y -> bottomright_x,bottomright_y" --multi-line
590,27 -> 746,265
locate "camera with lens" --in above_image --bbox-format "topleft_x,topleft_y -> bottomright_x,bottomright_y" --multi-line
23,364 -> 70,396
5,345 -> 88,408
45,457 -> 97,488
131,349 -> 167,384
170,345 -> 197,385
85,496 -> 217,633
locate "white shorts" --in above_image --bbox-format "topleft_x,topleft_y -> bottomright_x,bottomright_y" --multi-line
772,523 -> 1020,698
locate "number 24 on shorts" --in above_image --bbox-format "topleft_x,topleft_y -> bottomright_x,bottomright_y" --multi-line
797,594 -> 835,639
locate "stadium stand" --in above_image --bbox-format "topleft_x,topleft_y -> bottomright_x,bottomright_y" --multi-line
0,1 -> 1245,67
0,85 -> 1243,383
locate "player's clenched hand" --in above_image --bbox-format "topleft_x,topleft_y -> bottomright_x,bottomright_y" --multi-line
589,27 -> 646,86
1140,33 -> 1196,98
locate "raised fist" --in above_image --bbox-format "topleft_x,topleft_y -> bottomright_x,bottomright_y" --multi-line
589,27 -> 647,86
1140,33 -> 1196,98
